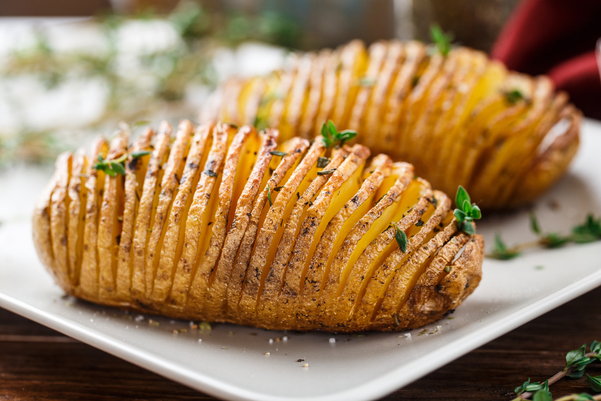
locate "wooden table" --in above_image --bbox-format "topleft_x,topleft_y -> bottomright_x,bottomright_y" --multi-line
1,286 -> 600,400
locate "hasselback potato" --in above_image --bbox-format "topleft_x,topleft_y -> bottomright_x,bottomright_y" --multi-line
33,120 -> 483,332
201,40 -> 582,210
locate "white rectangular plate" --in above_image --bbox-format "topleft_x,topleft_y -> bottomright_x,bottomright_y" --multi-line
1,120 -> 600,401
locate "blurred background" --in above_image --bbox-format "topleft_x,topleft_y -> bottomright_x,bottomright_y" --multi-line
0,0 -> 598,166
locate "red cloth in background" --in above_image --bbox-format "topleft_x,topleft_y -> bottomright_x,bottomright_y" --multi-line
491,0 -> 601,119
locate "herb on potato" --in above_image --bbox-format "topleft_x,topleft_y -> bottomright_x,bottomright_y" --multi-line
453,186 -> 481,235
430,24 -> 453,57
320,120 -> 357,149
94,149 -> 150,176
505,89 -> 526,105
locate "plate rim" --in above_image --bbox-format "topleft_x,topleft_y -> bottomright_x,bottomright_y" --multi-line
2,269 -> 601,401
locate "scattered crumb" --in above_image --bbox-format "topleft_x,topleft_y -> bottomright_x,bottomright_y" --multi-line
296,359 -> 305,363
548,199 -> 560,211
269,338 -> 274,344
198,339 -> 202,343
190,324 -> 198,330
302,363 -> 309,368
222,347 -> 227,350
282,336 -> 288,342
228,331 -> 234,336
329,338 -> 336,343
447,317 -> 455,320
264,352 -> 270,356
149,319 -> 160,326
275,337 -> 281,342
418,329 -> 428,336
250,333 -> 258,336
135,315 -> 144,322
199,321 -> 211,331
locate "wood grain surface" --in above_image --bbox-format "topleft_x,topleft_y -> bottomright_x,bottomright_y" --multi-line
1,286 -> 600,400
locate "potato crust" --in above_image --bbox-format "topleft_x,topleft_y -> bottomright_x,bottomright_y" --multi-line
205,39 -> 581,210
33,123 -> 484,332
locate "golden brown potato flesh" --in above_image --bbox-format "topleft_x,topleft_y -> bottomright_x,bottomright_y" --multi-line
205,40 -> 581,210
33,122 -> 484,332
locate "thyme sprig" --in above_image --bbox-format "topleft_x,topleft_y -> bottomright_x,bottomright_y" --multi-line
93,149 -> 150,177
513,341 -> 601,400
430,24 -> 454,57
453,186 -> 481,235
320,120 -> 357,149
488,213 -> 601,260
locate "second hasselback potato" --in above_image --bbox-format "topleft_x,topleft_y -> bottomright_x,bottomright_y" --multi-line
201,40 -> 582,210
32,121 -> 483,332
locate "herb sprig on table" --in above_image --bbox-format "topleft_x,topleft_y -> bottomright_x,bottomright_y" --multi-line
513,341 -> 601,400
488,213 -> 601,260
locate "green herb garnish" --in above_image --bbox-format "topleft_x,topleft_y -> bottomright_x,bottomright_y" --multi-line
317,169 -> 336,176
317,156 -> 330,168
453,186 -> 481,235
270,150 -> 287,157
358,77 -> 376,87
511,341 -> 601,401
130,150 -> 151,158
392,223 -> 407,253
204,169 -> 218,177
267,183 -> 272,207
430,24 -> 453,57
505,89 -> 526,105
320,120 -> 357,149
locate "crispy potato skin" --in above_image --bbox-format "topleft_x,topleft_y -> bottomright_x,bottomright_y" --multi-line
33,123 -> 484,332
205,40 -> 581,210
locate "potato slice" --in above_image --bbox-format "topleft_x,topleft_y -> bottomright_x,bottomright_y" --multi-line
49,151 -> 72,291
352,191 -> 452,329
242,78 -> 267,125
98,131 -> 129,300
298,49 -> 331,138
78,138 -> 109,301
313,49 -> 341,133
268,54 -> 300,130
508,104 -> 581,207
166,124 -> 230,310
408,49 -> 462,173
347,41 -> 388,133
256,146 -> 350,327
395,52 -> 444,160
203,128 -> 279,320
150,123 -> 213,305
295,154 -> 393,329
185,125 -> 260,316
276,144 -> 371,328
326,191 -> 435,329
33,159 -> 61,285
281,53 -> 315,141
423,50 -> 487,188
144,121 -> 194,301
228,137 -> 310,322
384,233 -> 484,331
67,148 -> 88,286
362,40 -> 404,150
130,122 -> 172,306
380,41 -> 426,153
236,139 -> 324,324
115,127 -> 154,303
331,40 -> 368,129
